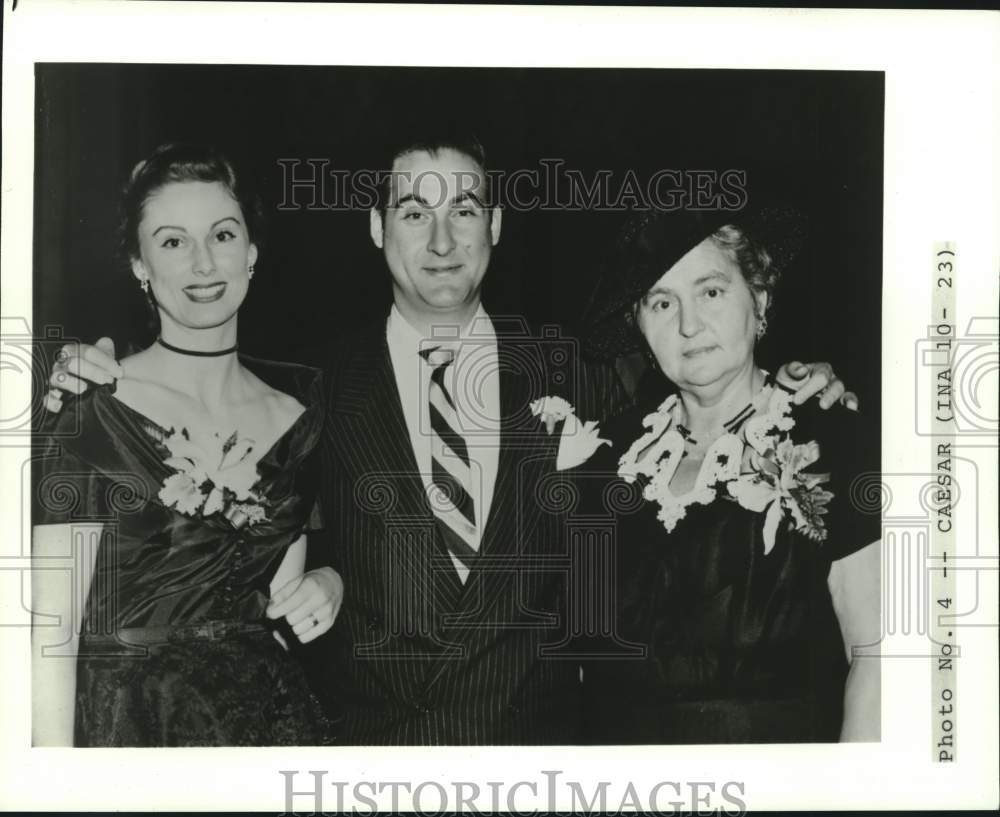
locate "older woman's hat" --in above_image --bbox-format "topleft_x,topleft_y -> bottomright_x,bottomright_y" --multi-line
583,203 -> 806,360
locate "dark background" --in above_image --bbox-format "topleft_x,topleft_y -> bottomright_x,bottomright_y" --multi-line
34,64 -> 882,410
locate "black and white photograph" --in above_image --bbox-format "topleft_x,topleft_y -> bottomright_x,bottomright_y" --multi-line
30,61 -> 883,749
2,4 -> 997,813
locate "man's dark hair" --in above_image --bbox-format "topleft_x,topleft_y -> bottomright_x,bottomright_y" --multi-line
374,132 -> 493,218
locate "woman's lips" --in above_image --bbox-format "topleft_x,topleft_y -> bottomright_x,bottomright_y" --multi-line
183,282 -> 227,303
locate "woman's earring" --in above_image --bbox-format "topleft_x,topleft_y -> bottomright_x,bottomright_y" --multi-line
139,278 -> 150,294
248,264 -> 255,280
755,315 -> 768,339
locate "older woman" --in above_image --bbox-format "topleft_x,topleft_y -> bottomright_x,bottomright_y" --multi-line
580,207 -> 880,743
32,144 -> 342,746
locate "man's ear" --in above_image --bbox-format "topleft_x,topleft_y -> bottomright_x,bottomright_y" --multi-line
369,208 -> 384,249
489,207 -> 502,246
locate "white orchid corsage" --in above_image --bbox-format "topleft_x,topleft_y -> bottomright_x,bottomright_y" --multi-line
151,426 -> 269,528
617,385 -> 835,554
726,401 -> 834,554
530,396 -> 610,471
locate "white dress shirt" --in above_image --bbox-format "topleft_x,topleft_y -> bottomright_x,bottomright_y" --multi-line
386,304 -> 501,581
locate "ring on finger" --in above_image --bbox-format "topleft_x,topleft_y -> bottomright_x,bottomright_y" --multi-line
55,349 -> 69,364
56,373 -> 66,384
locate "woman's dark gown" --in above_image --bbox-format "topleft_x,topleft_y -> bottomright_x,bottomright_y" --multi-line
580,390 -> 881,744
33,358 -> 337,746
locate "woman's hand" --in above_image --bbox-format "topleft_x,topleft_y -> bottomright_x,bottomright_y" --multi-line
776,360 -> 859,411
266,567 -> 344,647
46,337 -> 123,412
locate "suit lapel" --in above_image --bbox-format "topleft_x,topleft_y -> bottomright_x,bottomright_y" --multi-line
329,325 -> 426,520
329,324 -> 465,619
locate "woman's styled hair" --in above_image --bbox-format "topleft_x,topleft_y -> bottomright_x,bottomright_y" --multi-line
120,142 -> 263,263
708,223 -> 778,320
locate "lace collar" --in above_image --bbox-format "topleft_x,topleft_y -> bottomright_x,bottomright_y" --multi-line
616,383 -> 794,534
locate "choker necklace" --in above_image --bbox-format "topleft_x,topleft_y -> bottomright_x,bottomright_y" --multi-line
156,337 -> 238,357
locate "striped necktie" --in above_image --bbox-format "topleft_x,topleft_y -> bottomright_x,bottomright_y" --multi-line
419,345 -> 479,570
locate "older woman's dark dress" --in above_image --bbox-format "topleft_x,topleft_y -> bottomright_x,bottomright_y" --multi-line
580,390 -> 880,744
33,358 -> 337,746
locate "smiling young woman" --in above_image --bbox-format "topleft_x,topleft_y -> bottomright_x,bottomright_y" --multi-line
31,144 -> 343,747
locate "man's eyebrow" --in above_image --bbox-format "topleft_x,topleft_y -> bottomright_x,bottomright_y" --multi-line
391,192 -> 486,208
451,192 -> 485,208
391,192 -> 429,208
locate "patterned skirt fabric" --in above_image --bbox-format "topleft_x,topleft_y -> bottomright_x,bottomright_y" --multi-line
75,629 -> 338,747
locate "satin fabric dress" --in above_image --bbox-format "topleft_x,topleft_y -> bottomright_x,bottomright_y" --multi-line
33,358 -> 337,746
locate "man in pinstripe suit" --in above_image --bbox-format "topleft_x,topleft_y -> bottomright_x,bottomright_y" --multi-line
315,135 -> 626,744
312,135 -> 852,744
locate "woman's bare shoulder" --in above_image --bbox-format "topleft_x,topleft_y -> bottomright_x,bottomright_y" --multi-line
240,366 -> 306,422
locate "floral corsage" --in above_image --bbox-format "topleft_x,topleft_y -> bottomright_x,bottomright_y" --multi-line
727,390 -> 833,553
150,426 -> 269,528
616,386 -> 834,554
530,396 -> 610,471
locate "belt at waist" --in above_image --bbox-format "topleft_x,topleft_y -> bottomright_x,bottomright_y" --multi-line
79,618 -> 273,650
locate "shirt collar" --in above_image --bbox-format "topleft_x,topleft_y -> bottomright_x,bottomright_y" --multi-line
386,303 -> 496,359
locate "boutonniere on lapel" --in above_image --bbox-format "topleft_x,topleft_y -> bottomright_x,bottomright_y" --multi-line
149,426 -> 269,528
530,396 -> 610,471
726,387 -> 834,554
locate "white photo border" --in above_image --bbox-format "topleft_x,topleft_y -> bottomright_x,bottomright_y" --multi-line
1,2 -> 997,812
